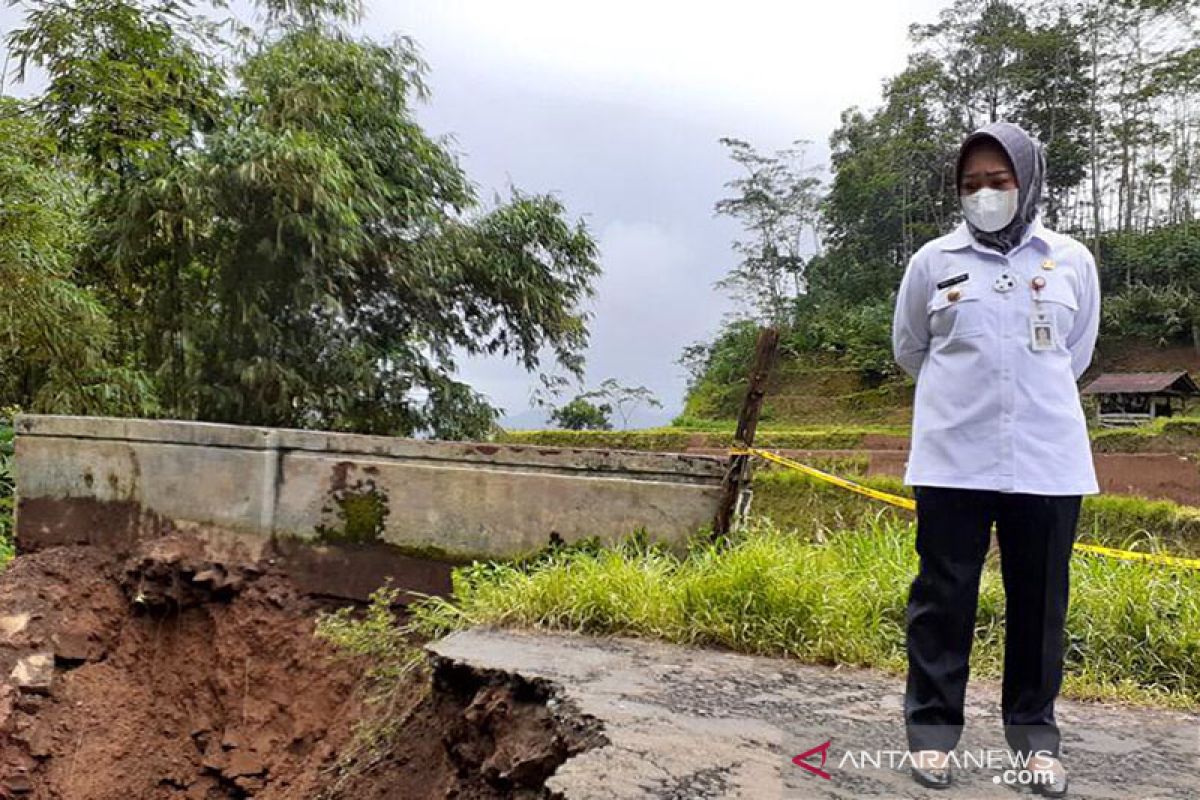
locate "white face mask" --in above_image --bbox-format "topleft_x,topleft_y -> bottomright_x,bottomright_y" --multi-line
961,186 -> 1019,232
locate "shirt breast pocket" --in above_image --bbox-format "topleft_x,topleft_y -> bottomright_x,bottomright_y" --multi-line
1036,281 -> 1079,347
927,287 -> 985,341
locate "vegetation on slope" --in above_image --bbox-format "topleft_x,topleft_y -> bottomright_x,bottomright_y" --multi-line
407,515 -> 1200,710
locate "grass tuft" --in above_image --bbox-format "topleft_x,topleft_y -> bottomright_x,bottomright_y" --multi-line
407,515 -> 1200,710
314,583 -> 429,794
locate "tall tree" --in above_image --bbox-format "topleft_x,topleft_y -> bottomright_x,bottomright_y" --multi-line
809,56 -> 961,302
588,379 -> 663,430
911,0 -> 1028,127
1010,10 -> 1093,228
0,98 -> 156,414
5,0 -> 602,437
713,137 -> 823,325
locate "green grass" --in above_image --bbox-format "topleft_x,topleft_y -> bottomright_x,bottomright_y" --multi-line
501,414 -> 1200,456
408,518 -> 1200,710
409,520 -> 919,667
748,468 -> 911,535
1089,416 -> 1200,453
496,424 -> 911,452
680,359 -> 915,426
1078,494 -> 1200,557
404,458 -> 1200,710
751,469 -> 1200,557
314,582 -> 430,794
495,428 -> 697,451
1062,556 -> 1200,706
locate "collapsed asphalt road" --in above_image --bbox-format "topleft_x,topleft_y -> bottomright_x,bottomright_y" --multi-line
0,537 -> 1193,799
428,626 -> 1200,800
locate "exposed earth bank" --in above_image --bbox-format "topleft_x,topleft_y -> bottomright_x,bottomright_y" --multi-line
0,541 -> 603,799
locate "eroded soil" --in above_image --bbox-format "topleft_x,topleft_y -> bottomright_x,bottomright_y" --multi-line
0,540 -> 602,799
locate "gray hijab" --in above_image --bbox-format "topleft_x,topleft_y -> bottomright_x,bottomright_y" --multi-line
954,121 -> 1046,253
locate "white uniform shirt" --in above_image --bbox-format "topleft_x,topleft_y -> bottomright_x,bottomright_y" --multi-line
891,216 -> 1100,495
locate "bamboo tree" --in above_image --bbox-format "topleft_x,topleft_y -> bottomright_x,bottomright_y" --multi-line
5,0 -> 603,437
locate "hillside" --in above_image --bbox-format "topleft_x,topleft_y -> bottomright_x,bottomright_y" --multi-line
679,337 -> 1200,429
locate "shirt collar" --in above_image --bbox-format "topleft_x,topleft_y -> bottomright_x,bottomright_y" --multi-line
938,223 -> 976,251
939,216 -> 1053,254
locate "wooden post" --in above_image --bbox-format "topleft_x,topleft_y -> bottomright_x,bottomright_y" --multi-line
712,327 -> 780,538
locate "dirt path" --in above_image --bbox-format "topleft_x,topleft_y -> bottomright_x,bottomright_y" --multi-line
428,626 -> 1200,800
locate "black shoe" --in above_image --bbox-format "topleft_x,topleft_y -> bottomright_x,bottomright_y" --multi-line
910,757 -> 953,790
1030,767 -> 1068,798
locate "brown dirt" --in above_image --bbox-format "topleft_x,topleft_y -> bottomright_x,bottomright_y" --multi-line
0,539 -> 603,799
1092,337 -> 1200,374
686,445 -> 1200,506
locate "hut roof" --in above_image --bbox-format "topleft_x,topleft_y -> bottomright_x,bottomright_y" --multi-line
1081,371 -> 1200,396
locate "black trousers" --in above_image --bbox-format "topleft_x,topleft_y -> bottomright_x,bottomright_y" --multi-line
904,486 -> 1081,761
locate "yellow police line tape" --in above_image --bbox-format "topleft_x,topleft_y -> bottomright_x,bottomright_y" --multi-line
730,447 -> 1200,571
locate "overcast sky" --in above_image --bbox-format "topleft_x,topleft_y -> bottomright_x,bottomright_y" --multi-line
1,0 -> 949,427
377,1 -> 953,426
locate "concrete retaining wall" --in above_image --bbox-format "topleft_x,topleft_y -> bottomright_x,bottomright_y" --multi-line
13,415 -> 727,599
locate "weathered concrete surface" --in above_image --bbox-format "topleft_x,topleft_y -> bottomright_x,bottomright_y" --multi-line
13,416 -> 726,588
427,626 -> 1200,800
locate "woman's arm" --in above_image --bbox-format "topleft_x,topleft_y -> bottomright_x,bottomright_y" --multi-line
892,249 -> 931,380
1065,246 -> 1101,381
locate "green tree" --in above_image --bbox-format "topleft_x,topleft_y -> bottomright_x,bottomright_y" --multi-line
6,0 -> 601,438
590,378 -> 663,430
1009,10 -> 1093,228
549,397 -> 613,431
808,56 -> 961,303
7,0 -> 224,191
1099,221 -> 1200,350
911,0 -> 1028,127
713,137 -> 823,326
0,99 -> 156,414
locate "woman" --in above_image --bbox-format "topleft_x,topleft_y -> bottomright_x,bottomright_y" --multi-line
891,120 -> 1100,797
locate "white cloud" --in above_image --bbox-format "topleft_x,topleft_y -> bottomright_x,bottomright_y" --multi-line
369,0 -> 946,138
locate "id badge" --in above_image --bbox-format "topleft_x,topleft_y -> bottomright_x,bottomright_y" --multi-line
1030,311 -> 1056,351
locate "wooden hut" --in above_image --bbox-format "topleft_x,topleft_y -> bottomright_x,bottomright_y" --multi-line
1080,371 -> 1200,427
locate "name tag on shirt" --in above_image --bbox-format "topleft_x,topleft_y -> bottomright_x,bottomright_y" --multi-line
936,272 -> 970,290
1030,311 -> 1056,351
